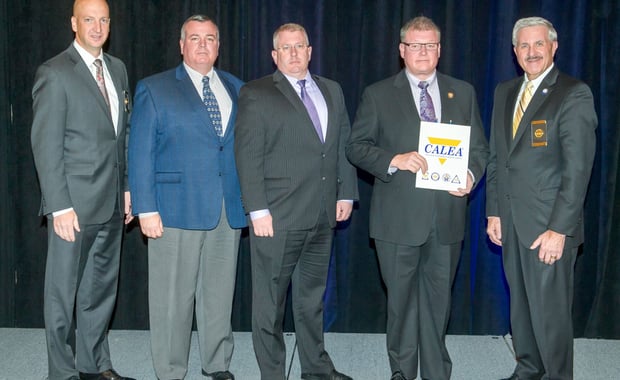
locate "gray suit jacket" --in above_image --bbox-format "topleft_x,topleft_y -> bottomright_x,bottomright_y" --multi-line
31,44 -> 130,224
346,70 -> 489,246
234,70 -> 359,230
486,67 -> 597,248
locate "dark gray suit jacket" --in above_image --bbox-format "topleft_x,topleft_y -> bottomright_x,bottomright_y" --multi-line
31,44 -> 130,224
346,70 -> 489,246
234,70 -> 359,230
486,67 -> 597,248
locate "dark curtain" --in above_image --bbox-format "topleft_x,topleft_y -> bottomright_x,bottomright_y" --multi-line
2,0 -> 619,338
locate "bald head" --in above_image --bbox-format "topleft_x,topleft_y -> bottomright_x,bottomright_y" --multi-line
71,0 -> 110,56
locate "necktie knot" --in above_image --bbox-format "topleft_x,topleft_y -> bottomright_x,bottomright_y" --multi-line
202,75 -> 209,85
418,81 -> 429,90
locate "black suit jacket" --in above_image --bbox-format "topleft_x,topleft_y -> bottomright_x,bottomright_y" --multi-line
234,70 -> 358,230
486,66 -> 597,248
346,70 -> 488,246
31,44 -> 130,225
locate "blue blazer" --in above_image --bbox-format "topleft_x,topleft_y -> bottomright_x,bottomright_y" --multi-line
129,64 -> 247,230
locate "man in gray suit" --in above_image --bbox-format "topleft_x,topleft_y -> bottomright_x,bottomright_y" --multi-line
487,17 -> 597,380
30,0 -> 134,379
346,17 -> 488,380
234,23 -> 358,380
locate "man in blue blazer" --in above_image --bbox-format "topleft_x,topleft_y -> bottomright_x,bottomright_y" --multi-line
128,15 -> 246,380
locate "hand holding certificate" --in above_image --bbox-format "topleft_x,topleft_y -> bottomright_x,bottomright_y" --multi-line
416,121 -> 471,191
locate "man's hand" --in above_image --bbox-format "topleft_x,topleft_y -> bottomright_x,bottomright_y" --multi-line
124,191 -> 134,224
139,214 -> 164,239
336,201 -> 353,222
53,210 -> 80,242
531,229 -> 566,265
252,214 -> 274,237
449,172 -> 474,197
390,151 -> 428,174
487,216 -> 502,246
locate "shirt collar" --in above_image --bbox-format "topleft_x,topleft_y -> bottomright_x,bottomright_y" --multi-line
73,40 -> 104,66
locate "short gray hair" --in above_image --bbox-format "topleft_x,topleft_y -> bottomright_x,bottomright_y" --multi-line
180,14 -> 219,40
512,17 -> 557,46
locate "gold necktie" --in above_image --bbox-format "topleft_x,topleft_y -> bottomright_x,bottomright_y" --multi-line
513,81 -> 533,138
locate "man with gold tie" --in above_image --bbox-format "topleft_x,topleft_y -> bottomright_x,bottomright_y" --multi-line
486,17 -> 597,380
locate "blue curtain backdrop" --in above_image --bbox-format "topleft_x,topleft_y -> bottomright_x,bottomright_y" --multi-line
1,0 -> 619,338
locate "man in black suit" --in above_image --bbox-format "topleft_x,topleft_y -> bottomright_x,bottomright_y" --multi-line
346,16 -> 488,380
234,23 -> 358,380
486,17 -> 597,380
30,0 -> 134,379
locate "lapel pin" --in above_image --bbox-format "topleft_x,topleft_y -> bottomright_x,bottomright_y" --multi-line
542,88 -> 548,94
447,91 -> 454,99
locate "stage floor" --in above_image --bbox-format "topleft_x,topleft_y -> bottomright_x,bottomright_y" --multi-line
1,329 -> 618,379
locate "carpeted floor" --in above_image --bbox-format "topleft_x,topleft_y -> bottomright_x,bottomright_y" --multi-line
1,328 -> 618,379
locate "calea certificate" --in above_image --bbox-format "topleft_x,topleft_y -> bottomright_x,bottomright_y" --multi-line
415,121 -> 471,191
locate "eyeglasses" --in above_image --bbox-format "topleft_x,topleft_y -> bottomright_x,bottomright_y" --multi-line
276,43 -> 308,53
401,42 -> 439,52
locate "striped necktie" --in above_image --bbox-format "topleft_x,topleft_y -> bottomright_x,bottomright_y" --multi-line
513,81 -> 533,138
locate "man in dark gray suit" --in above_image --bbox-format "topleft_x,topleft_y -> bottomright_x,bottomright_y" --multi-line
234,23 -> 358,380
487,17 -> 597,380
30,0 -> 134,379
346,17 -> 488,380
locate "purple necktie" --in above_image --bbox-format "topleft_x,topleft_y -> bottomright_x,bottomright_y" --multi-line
418,81 -> 437,122
297,79 -> 324,143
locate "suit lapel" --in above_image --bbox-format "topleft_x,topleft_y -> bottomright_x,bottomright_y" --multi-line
103,54 -> 126,137
313,75 -> 334,145
511,67 -> 559,151
393,70 -> 421,131
273,70 -> 324,144
217,69 -> 238,140
175,65 -> 220,139
68,46 -> 114,125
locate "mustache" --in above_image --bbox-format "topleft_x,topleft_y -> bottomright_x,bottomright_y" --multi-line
526,55 -> 543,61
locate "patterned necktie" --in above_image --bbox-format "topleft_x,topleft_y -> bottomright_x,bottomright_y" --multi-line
297,79 -> 324,143
93,59 -> 110,106
202,76 -> 223,137
513,81 -> 534,138
418,81 -> 437,122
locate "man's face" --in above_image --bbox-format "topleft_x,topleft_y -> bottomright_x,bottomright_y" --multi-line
71,0 -> 110,57
399,28 -> 441,80
271,30 -> 312,79
180,20 -> 220,75
514,25 -> 558,80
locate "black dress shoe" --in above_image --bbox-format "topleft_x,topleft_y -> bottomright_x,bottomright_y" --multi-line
204,370 -> 235,380
79,369 -> 136,380
301,369 -> 353,380
390,371 -> 407,380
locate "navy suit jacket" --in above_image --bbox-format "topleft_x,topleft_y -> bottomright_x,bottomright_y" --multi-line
129,64 -> 247,230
